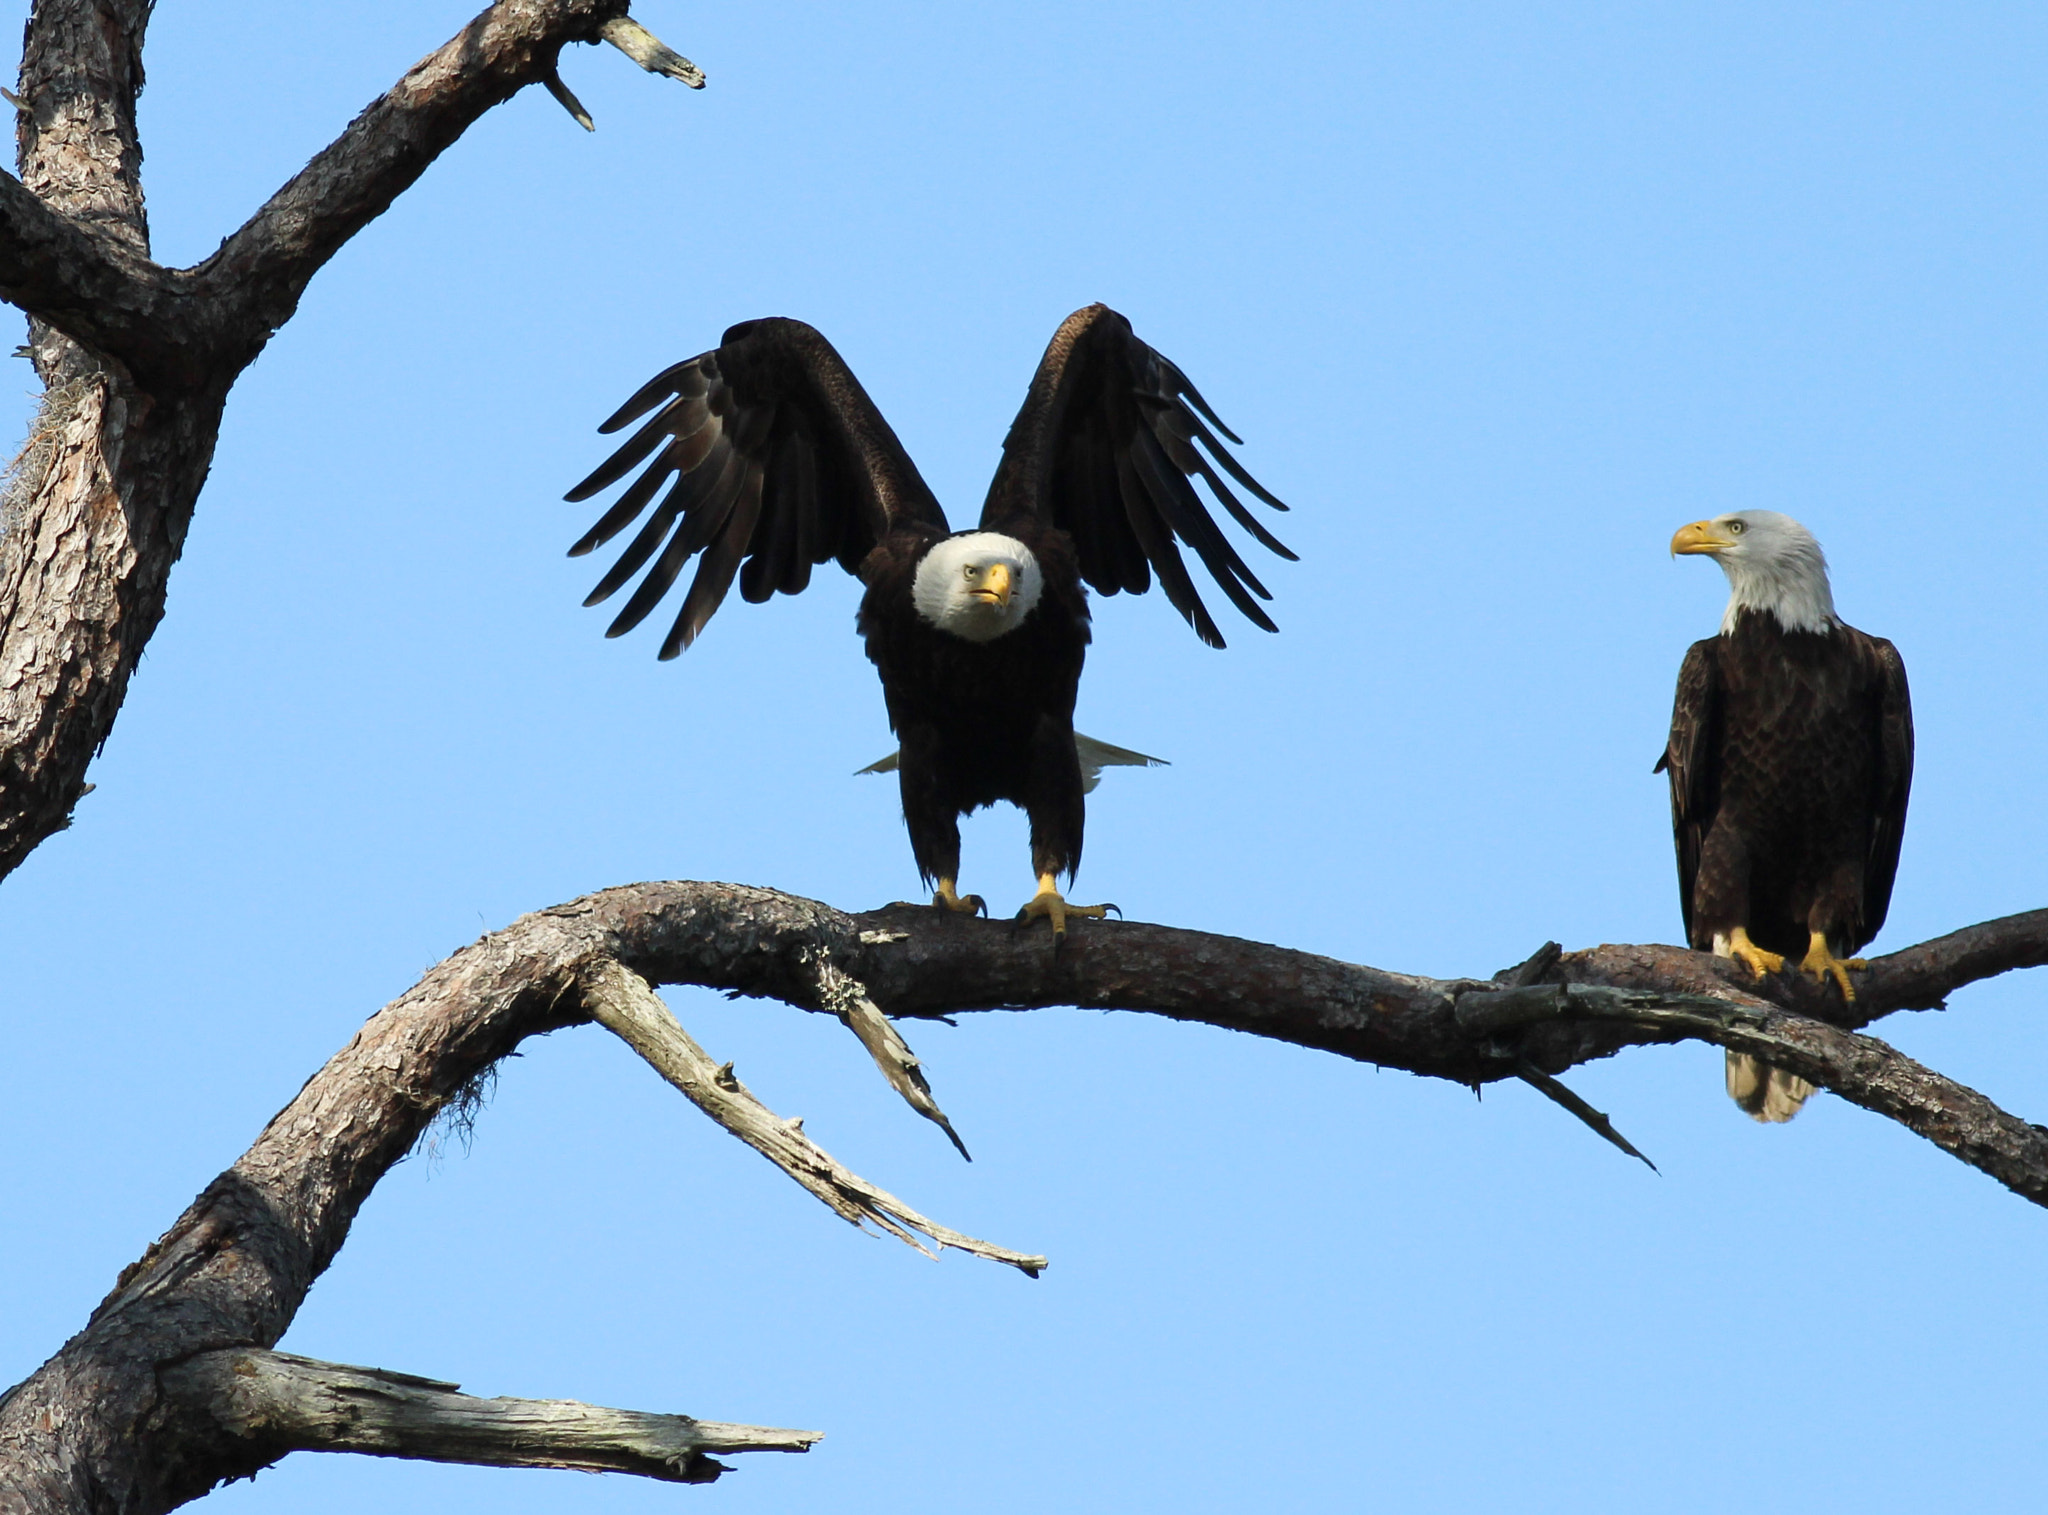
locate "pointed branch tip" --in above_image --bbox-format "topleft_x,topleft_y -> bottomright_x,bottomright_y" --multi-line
543,71 -> 596,131
601,16 -> 707,88
1517,1061 -> 1659,1173
818,961 -> 973,1161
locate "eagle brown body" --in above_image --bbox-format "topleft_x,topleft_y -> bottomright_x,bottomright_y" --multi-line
857,524 -> 1092,887
1663,613 -> 1912,965
1660,511 -> 1913,1121
564,305 -> 1291,928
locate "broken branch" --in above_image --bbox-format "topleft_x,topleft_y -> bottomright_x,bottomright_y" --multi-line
600,15 -> 707,86
581,959 -> 1042,1273
161,1349 -> 820,1484
813,947 -> 973,1160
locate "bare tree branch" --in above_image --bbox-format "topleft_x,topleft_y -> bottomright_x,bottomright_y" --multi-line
0,0 -> 703,889
1514,1062 -> 1659,1173
0,172 -> 190,377
3,1 -> 704,380
1835,907 -> 2048,1024
582,959 -> 1043,1273
812,946 -> 974,1160
1461,980 -> 2048,1203
2,881 -> 2039,1514
600,16 -> 706,86
158,1349 -> 818,1484
193,0 -> 665,367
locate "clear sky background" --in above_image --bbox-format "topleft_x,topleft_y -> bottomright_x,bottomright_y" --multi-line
5,2 -> 2047,1510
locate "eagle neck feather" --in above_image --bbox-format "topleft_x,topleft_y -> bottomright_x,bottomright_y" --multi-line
1718,546 -> 1837,637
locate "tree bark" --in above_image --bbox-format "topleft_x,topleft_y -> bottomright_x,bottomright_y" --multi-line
1,881 -> 2040,1513
0,0 -> 697,887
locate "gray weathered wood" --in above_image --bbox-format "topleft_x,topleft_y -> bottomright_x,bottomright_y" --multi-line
582,959 -> 1042,1272
159,1349 -> 818,1484
600,16 -> 706,86
816,946 -> 974,1159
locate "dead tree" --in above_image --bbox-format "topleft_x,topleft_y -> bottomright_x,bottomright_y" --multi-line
0,0 -> 698,886
3,3 -> 2046,1511
0,880 -> 2043,1511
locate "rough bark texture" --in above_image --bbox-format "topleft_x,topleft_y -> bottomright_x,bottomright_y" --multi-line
1,882 -> 2041,1514
0,0 -> 658,888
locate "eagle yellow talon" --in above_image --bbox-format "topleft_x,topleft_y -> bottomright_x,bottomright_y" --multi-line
1015,873 -> 1115,938
933,878 -> 986,917
1725,926 -> 1786,980
1800,932 -> 1863,1001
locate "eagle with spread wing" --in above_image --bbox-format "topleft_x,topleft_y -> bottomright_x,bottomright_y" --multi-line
566,305 -> 1294,933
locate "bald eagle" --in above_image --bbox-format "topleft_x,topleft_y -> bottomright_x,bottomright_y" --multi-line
566,305 -> 1292,933
1659,511 -> 1913,1122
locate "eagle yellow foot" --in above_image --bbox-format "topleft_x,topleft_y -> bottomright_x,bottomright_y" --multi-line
932,878 -> 986,917
1722,926 -> 1786,981
1015,873 -> 1119,939
1799,931 -> 1866,1000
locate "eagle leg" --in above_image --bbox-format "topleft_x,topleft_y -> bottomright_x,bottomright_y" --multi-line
1015,873 -> 1119,940
1798,931 -> 1865,1000
1721,925 -> 1786,980
933,878 -> 987,917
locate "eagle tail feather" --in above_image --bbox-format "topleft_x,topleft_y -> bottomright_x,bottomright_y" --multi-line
1725,1052 -> 1814,1123
857,732 -> 1168,794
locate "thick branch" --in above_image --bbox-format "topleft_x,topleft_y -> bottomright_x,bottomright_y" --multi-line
159,1349 -> 819,1484
195,0 -> 657,362
1459,981 -> 2048,1203
1,882 -> 2040,1513
1835,907 -> 2048,1023
1539,910 -> 2048,1031
2,1 -> 703,379
0,0 -> 703,890
0,172 -> 192,376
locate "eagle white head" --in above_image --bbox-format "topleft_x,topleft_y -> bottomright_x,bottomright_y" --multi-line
912,531 -> 1045,642
1671,510 -> 1839,636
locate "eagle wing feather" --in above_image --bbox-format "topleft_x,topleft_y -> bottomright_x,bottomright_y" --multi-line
1659,637 -> 1723,948
979,304 -> 1293,649
566,318 -> 948,658
1861,633 -> 1914,939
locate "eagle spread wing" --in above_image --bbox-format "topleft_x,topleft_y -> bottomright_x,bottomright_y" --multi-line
566,318 -> 949,658
1657,637 -> 1722,947
1861,633 -> 1914,937
980,304 -> 1294,649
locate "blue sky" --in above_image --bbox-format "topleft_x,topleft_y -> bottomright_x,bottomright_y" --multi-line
5,2 -> 2047,1510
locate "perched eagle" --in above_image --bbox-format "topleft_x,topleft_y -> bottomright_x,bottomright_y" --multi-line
1658,511 -> 1913,1122
566,305 -> 1292,933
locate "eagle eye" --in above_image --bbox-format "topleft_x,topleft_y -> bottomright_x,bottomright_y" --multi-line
1728,520 -> 1746,535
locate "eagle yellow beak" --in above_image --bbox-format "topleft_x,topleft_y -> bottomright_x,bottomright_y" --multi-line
973,562 -> 1012,607
1671,520 -> 1731,556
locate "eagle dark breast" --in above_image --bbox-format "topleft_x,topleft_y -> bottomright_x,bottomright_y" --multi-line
1660,610 -> 1914,964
